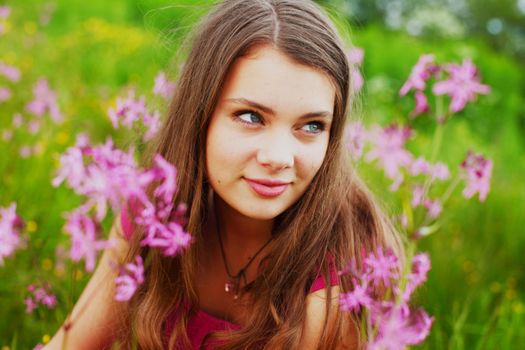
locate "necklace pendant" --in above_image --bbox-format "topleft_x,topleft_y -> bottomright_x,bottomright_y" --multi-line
225,281 -> 234,293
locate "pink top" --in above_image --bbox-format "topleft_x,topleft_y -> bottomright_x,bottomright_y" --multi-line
120,206 -> 338,349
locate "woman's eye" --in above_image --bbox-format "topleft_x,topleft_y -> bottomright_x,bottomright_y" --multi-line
233,110 -> 262,125
301,121 -> 325,134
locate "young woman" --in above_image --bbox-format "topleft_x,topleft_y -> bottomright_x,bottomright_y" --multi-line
45,0 -> 402,349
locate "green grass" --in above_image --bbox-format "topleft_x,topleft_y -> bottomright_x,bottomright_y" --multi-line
0,0 -> 524,348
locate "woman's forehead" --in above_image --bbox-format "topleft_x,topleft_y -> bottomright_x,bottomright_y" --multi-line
217,45 -> 336,117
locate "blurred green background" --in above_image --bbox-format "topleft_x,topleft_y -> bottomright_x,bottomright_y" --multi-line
0,0 -> 524,348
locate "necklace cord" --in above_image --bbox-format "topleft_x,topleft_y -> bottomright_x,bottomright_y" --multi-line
213,197 -> 273,296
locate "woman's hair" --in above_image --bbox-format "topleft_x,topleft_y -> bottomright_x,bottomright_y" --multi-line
115,0 -> 403,348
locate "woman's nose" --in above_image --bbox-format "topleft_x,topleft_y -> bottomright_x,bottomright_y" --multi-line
256,133 -> 295,171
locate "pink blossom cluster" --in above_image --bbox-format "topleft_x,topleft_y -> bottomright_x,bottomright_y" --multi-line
0,75 -> 58,159
350,122 -> 491,198
153,71 -> 176,100
0,60 -> 20,103
0,202 -> 24,266
433,59 -> 491,113
25,78 -> 63,123
400,54 -> 490,117
346,47 -> 365,94
53,136 -> 191,274
115,256 -> 144,301
65,209 -> 115,272
409,158 -> 450,219
347,122 -> 491,221
345,121 -> 366,160
131,155 -> 192,257
0,5 -> 10,35
411,185 -> 442,220
53,136 -> 139,221
24,283 -> 57,313
461,151 -> 493,202
364,124 -> 413,191
0,61 -> 21,82
340,249 -> 433,349
108,90 -> 161,141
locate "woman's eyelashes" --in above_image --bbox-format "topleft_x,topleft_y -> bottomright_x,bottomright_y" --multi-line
231,109 -> 326,135
233,109 -> 263,125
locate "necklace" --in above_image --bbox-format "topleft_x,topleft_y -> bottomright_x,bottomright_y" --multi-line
214,201 -> 273,300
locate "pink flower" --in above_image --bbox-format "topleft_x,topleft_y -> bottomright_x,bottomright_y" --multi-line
115,256 -> 144,301
52,144 -> 87,190
347,48 -> 365,94
34,287 -> 47,302
432,59 -> 490,113
108,90 -> 146,128
340,278 -> 372,312
0,203 -> 24,265
54,138 -> 144,221
0,86 -> 11,102
364,247 -> 399,288
411,185 -> 425,207
137,200 -> 191,257
423,199 -> 442,219
25,78 -> 63,123
461,151 -> 492,202
401,253 -> 431,302
55,139 -> 192,261
409,157 -> 432,176
0,61 -> 21,82
345,121 -> 366,159
410,158 -> 450,182
430,162 -> 450,181
24,297 -> 38,313
0,6 -> 10,19
351,68 -> 364,94
33,344 -> 44,350
20,146 -> 32,158
108,90 -> 161,141
24,284 -> 58,312
65,210 -> 114,272
347,47 -> 364,65
142,220 -> 192,257
365,124 -> 413,191
151,154 -> 178,205
12,113 -> 23,128
341,250 -> 433,348
153,71 -> 176,99
400,54 -> 438,96
28,119 -> 41,134
410,91 -> 429,117
42,293 -> 57,308
368,305 -> 433,350
143,110 -> 161,141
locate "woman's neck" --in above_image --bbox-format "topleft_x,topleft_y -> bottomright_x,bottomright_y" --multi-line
213,195 -> 273,252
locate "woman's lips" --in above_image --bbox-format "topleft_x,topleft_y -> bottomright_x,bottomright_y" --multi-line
243,178 -> 290,197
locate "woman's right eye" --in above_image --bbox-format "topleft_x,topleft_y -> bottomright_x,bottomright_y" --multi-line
233,110 -> 263,125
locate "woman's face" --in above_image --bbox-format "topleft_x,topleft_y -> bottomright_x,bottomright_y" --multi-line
206,45 -> 336,220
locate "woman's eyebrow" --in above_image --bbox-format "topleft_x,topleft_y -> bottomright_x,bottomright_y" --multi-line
225,97 -> 333,120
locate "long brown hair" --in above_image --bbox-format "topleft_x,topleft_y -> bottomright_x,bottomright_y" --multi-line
115,0 -> 403,348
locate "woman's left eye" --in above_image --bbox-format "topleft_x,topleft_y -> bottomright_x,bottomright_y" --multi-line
301,121 -> 326,134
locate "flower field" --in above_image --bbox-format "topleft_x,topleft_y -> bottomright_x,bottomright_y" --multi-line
0,0 -> 524,348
